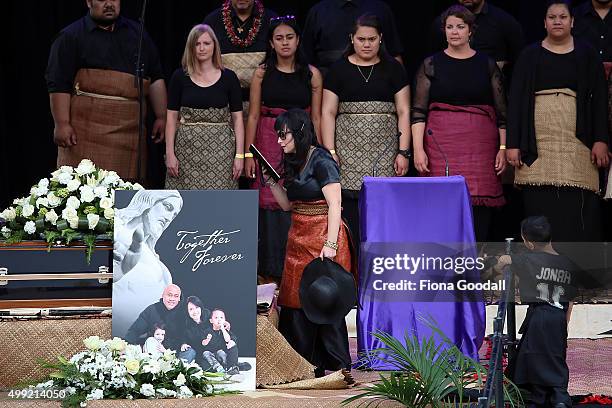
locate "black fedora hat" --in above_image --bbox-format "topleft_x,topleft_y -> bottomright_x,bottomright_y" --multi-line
299,258 -> 357,325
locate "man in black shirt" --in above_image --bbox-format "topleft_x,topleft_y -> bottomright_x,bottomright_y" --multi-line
45,0 -> 167,181
123,284 -> 196,361
302,0 -> 404,76
573,0 -> 612,77
428,0 -> 524,70
203,0 -> 277,100
496,216 -> 577,408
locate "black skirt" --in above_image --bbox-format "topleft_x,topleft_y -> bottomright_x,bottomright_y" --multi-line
258,208 -> 291,278
507,304 -> 569,387
521,185 -> 603,242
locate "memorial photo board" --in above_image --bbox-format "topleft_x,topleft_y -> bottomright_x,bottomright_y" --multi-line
112,190 -> 258,391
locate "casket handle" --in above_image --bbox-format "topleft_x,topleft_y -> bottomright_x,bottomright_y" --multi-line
0,266 -> 112,286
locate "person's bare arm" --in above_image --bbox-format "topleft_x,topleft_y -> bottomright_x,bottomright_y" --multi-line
310,66 -> 323,143
50,93 -> 76,147
148,79 -> 167,143
245,67 -> 264,179
320,182 -> 341,259
165,110 -> 180,177
268,181 -> 292,211
394,86 -> 411,176
321,90 -> 339,162
231,110 -> 245,180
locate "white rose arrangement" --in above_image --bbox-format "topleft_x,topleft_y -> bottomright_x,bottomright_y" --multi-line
0,159 -> 142,262
36,336 -> 233,407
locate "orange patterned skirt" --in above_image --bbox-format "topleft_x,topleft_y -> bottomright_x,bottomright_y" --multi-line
278,200 -> 355,309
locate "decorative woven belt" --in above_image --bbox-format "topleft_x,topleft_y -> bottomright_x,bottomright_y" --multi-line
292,203 -> 328,215
74,83 -> 132,101
179,118 -> 228,126
338,113 -> 394,118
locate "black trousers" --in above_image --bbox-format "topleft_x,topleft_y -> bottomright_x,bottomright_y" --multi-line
279,307 -> 351,372
527,383 -> 572,407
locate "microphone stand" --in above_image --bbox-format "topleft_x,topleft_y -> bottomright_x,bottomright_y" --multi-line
478,238 -> 515,408
372,132 -> 401,177
427,129 -> 449,176
134,0 -> 148,184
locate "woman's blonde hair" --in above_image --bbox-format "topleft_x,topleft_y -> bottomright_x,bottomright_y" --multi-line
181,24 -> 223,75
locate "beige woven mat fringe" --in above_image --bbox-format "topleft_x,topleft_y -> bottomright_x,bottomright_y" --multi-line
263,369 -> 355,390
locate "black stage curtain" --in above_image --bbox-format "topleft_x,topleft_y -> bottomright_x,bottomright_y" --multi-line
0,0 -> 559,209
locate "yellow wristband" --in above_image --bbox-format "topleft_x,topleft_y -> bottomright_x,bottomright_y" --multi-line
499,145 -> 506,150
235,153 -> 245,159
244,152 -> 254,158
329,149 -> 336,155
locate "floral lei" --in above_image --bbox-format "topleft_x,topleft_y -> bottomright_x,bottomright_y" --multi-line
221,0 -> 264,48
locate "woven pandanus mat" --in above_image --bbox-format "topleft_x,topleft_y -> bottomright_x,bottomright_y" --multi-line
0,313 -> 316,389
0,316 -> 112,388
1,393 -> 406,408
255,315 -> 315,387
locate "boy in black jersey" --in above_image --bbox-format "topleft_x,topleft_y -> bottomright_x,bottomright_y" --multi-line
496,216 -> 577,408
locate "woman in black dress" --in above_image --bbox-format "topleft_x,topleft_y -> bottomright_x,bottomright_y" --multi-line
321,13 -> 410,255
507,0 -> 609,242
411,5 -> 507,242
266,109 -> 356,376
244,16 -> 323,282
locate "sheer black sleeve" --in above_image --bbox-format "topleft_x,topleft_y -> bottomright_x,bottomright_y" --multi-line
410,56 -> 434,124
488,58 -> 507,129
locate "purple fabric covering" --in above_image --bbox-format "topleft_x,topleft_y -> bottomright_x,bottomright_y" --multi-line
357,176 -> 486,369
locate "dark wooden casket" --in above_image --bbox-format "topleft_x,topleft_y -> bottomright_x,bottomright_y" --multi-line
0,241 -> 112,308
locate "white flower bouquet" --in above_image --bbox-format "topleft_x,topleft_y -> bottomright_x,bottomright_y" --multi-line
36,336 -> 233,407
0,159 -> 142,262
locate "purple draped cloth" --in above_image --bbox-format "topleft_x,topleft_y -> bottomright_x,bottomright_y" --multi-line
357,176 -> 485,369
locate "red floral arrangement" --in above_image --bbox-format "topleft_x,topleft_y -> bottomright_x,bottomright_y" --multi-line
221,0 -> 264,48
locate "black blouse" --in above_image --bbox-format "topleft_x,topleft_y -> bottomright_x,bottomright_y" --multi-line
167,68 -> 242,112
411,51 -> 507,127
286,148 -> 340,202
535,48 -> 578,92
323,57 -> 408,102
261,67 -> 311,109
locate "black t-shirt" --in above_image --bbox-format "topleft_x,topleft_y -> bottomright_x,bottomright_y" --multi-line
202,327 -> 238,352
286,148 -> 340,201
261,67 -> 311,109
535,48 -> 578,92
411,51 -> 507,127
324,57 -> 408,102
511,251 -> 580,310
167,68 -> 242,112
46,14 -> 164,93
